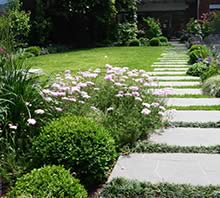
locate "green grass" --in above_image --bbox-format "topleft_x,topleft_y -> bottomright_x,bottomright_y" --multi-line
169,105 -> 220,111
168,94 -> 213,98
28,46 -> 166,74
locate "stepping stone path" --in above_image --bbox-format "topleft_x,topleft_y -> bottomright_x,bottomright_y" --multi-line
109,41 -> 220,186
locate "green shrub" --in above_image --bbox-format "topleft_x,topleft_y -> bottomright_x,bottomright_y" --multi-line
149,37 -> 160,46
201,62 -> 220,81
8,9 -> 31,47
189,48 -> 209,64
186,62 -> 208,76
114,23 -> 138,46
32,116 -> 117,188
143,17 -> 162,39
159,36 -> 168,43
100,178 -> 220,198
202,75 -> 220,97
189,44 -> 208,53
127,39 -> 141,46
25,46 -> 41,56
139,37 -> 149,46
9,165 -> 88,198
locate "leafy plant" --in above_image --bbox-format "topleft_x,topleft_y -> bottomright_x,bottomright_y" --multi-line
149,37 -> 160,46
202,75 -> 220,97
8,165 -> 88,198
114,23 -> 138,46
186,62 -> 208,76
24,46 -> 41,56
32,116 -> 117,188
189,48 -> 209,64
143,17 -> 162,39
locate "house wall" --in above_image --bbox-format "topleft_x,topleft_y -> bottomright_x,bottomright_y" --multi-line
199,0 -> 220,18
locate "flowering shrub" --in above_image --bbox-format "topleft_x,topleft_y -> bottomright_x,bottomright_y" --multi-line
42,64 -> 166,146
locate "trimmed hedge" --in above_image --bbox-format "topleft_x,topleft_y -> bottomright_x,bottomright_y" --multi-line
149,37 -> 160,46
100,178 -> 220,198
32,116 -> 117,188
9,165 -> 88,198
133,141 -> 220,153
127,39 -> 141,46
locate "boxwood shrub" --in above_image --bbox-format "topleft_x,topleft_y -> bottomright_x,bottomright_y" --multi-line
100,178 -> 220,198
159,36 -> 168,43
149,37 -> 160,46
127,39 -> 141,46
8,165 -> 88,198
32,116 -> 117,188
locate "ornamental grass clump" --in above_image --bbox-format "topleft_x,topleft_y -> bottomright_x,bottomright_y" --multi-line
202,75 -> 220,97
42,65 -> 166,147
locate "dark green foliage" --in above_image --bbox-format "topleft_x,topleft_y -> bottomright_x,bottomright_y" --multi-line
25,46 -> 41,56
143,17 -> 162,39
100,178 -> 220,198
189,48 -> 209,64
32,116 -> 117,188
201,63 -> 220,81
133,141 -> 220,153
114,23 -> 138,46
127,39 -> 141,46
139,37 -> 149,46
159,36 -> 168,43
8,165 -> 88,198
189,44 -> 208,53
149,37 -> 160,46
203,75 -> 220,97
187,62 -> 208,76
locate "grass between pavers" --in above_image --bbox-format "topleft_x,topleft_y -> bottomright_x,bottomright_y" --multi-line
168,121 -> 220,128
100,178 -> 220,198
159,79 -> 200,82
169,105 -> 220,111
28,46 -> 166,74
133,141 -> 220,154
167,94 -> 212,98
151,86 -> 201,89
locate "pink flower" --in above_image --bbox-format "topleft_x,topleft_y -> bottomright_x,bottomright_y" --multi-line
142,103 -> 151,108
141,108 -> 151,115
104,74 -> 113,81
129,86 -> 139,91
27,118 -> 37,125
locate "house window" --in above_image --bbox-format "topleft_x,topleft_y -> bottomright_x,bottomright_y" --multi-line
209,4 -> 220,10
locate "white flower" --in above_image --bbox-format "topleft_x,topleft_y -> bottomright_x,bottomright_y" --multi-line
107,107 -> 114,112
159,106 -> 166,111
141,108 -> 151,115
151,103 -> 160,107
135,97 -> 142,101
91,106 -> 98,111
142,103 -> 151,108
34,109 -> 45,115
55,107 -> 63,112
8,124 -> 17,130
27,118 -> 37,125
158,111 -> 165,116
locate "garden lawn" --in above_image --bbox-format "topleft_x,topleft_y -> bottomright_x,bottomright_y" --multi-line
28,46 -> 166,74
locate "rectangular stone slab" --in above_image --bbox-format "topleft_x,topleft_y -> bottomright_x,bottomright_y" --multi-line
109,153 -> 220,186
147,71 -> 186,75
166,110 -> 220,123
150,81 -> 200,87
152,88 -> 202,96
152,76 -> 200,81
150,128 -> 220,146
167,98 -> 220,106
154,68 -> 188,71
